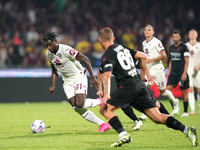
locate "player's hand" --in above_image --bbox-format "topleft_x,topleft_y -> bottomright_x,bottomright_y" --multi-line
147,58 -> 152,64
146,74 -> 157,84
102,94 -> 110,104
96,89 -> 103,97
49,86 -> 55,94
194,66 -> 199,71
181,74 -> 187,81
90,77 -> 100,90
141,76 -> 147,82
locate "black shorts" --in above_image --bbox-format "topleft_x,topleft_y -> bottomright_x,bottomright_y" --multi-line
107,78 -> 156,113
167,73 -> 189,89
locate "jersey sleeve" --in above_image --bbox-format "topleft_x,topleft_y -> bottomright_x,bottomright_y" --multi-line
155,40 -> 165,52
129,49 -> 137,59
99,61 -> 113,74
183,45 -> 190,57
99,50 -> 115,74
63,45 -> 79,61
45,50 -> 50,61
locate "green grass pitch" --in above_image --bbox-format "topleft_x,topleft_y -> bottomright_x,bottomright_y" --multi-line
0,100 -> 199,150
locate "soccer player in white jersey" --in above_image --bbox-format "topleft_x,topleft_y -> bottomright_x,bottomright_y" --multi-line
42,31 -> 110,132
185,29 -> 200,115
140,25 -> 179,120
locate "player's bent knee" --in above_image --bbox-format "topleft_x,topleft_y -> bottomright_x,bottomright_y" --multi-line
150,115 -> 165,124
99,105 -> 107,115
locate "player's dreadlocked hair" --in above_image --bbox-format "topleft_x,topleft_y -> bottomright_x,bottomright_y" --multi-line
42,31 -> 58,42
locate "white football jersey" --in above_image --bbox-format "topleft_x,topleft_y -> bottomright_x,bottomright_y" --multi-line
142,37 -> 165,70
185,42 -> 200,72
46,44 -> 84,82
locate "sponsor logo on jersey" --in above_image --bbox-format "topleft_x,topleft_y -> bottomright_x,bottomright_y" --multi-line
69,49 -> 76,56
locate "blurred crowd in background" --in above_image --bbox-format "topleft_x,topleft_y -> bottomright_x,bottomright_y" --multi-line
0,0 -> 200,68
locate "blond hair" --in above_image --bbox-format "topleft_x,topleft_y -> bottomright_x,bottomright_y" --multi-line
98,27 -> 114,42
189,29 -> 198,35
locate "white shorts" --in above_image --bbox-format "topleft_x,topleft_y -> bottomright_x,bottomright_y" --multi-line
149,68 -> 166,90
63,73 -> 88,99
188,71 -> 200,88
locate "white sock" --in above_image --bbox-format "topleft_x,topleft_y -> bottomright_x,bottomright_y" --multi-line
198,94 -> 200,110
183,126 -> 189,135
119,131 -> 128,137
82,109 -> 104,125
188,92 -> 195,112
162,90 -> 176,104
82,98 -> 100,108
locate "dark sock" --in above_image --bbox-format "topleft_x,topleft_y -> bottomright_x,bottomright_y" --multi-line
166,116 -> 185,132
159,102 -> 169,115
121,105 -> 139,121
184,101 -> 188,112
109,116 -> 125,134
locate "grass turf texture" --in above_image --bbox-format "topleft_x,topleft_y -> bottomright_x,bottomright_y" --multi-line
0,100 -> 199,150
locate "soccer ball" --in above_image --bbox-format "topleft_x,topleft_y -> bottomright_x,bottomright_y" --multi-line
31,120 -> 46,133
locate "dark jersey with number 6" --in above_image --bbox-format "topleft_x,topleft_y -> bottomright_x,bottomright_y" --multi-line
99,44 -> 140,84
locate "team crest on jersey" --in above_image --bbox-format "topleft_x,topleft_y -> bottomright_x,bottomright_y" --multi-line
103,57 -> 106,61
69,49 -> 76,56
158,43 -> 162,48
190,50 -> 194,56
49,54 -> 54,61
57,53 -> 62,59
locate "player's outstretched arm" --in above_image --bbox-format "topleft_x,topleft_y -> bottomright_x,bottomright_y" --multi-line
96,70 -> 103,97
135,51 -> 147,81
147,50 -> 167,64
50,64 -> 58,94
102,71 -> 111,104
167,60 -> 172,79
76,52 -> 99,90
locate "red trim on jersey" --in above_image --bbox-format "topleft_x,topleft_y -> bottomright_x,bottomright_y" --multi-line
84,69 -> 86,74
160,49 -> 165,51
75,52 -> 80,58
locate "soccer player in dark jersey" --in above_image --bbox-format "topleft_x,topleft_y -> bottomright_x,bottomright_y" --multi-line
96,60 -> 169,130
98,27 -> 198,147
167,30 -> 190,117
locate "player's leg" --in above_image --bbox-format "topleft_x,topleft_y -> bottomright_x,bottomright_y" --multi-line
158,70 -> 179,111
188,73 -> 195,115
166,73 -> 179,109
180,89 -> 189,117
160,88 -> 179,114
82,97 -> 102,108
63,77 -> 110,132
188,86 -> 195,115
197,88 -> 200,114
156,101 -> 169,115
180,75 -> 190,117
69,94 -> 110,132
144,107 -> 198,147
100,104 -> 132,147
195,75 -> 200,113
121,105 -> 143,130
